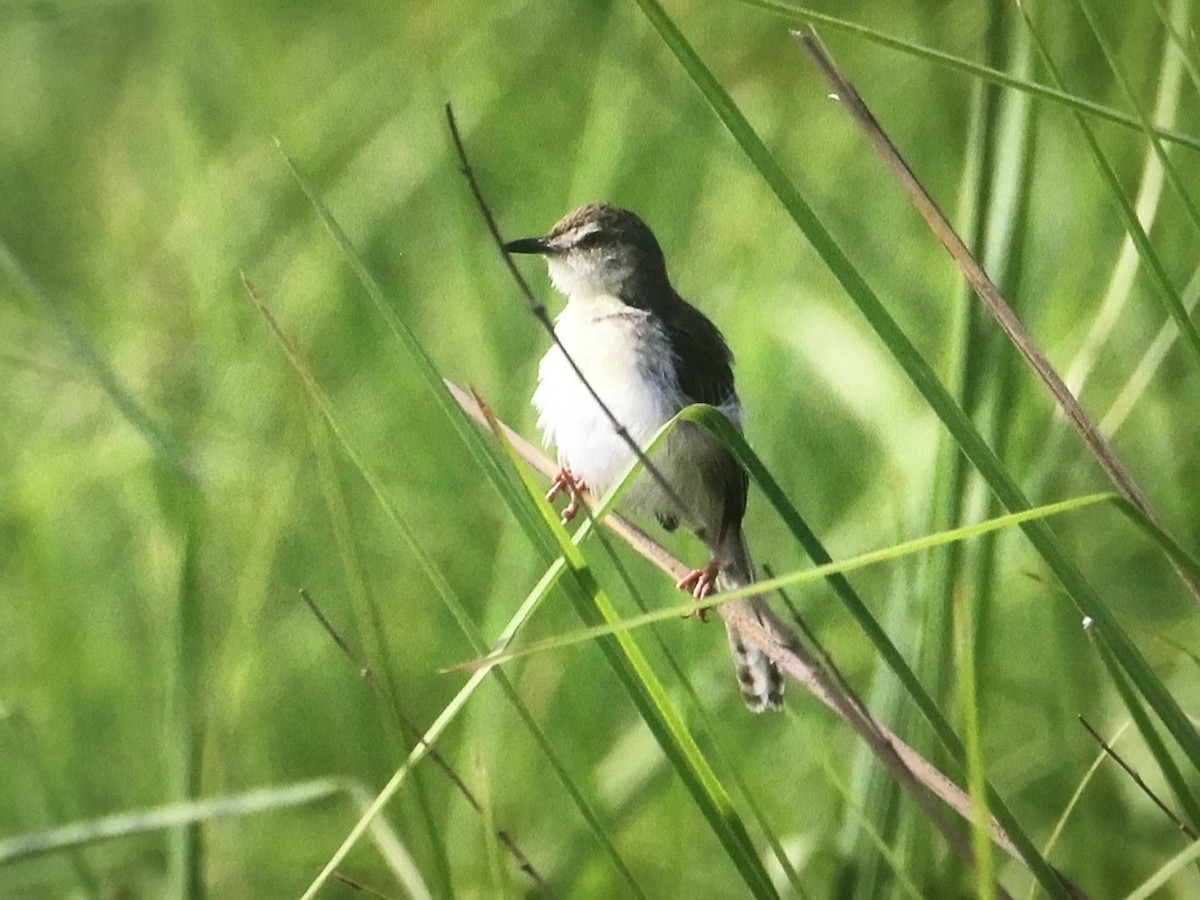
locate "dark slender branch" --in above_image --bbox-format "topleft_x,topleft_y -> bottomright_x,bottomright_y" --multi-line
791,28 -> 1200,605
444,103 -> 704,539
1079,715 -> 1198,839
334,872 -> 398,899
732,603 -> 1012,894
300,589 -> 374,682
298,588 -> 559,898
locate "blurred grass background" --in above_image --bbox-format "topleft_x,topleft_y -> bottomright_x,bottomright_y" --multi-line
3,0 -> 1199,896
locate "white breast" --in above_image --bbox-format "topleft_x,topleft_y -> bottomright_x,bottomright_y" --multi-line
533,295 -> 679,497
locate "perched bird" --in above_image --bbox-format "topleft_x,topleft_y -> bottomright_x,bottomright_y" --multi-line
504,203 -> 783,712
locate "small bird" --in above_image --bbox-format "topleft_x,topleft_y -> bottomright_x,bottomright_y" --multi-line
504,203 -> 784,712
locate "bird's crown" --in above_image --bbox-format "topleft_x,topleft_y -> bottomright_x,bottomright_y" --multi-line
543,203 -> 664,258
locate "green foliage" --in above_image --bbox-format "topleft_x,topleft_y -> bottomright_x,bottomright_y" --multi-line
3,0 -> 1199,897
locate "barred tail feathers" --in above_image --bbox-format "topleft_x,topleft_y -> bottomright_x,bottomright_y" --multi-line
715,532 -> 784,713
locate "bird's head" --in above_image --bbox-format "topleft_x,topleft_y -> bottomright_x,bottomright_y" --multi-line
504,203 -> 669,304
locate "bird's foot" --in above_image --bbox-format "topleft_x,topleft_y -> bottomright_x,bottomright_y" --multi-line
677,559 -> 721,622
547,468 -> 588,523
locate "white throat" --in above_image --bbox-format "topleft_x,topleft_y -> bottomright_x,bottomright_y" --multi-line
546,253 -> 632,302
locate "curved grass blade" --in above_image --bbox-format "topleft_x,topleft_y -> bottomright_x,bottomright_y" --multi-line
1062,1 -> 1188,398
1101,264 -> 1200,436
455,408 -> 1055,883
451,396 -> 1086,883
0,778 -> 430,898
466,396 -> 1018,889
1014,4 -> 1200,370
1149,0 -> 1200,95
0,239 -> 190,479
1123,837 -> 1200,900
736,0 -> 1200,153
1073,0 -> 1200,234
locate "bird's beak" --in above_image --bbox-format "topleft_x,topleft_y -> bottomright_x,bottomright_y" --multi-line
502,236 -> 551,255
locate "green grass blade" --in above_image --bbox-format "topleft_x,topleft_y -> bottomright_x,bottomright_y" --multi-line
272,141 -> 543,548
0,239 -> 190,479
454,481 -> 1118,667
169,495 -> 205,900
954,593 -> 995,900
1063,0 -> 1192,399
0,778 -> 421,886
916,9 -> 1033,886
1025,721 -> 1134,900
632,0 -> 1200,823
805,715 -> 925,900
925,13 -> 1008,711
461,408 -> 1092,885
478,402 -> 781,900
736,0 -> 1200,154
1150,0 -> 1200,100
1123,837 -> 1200,900
1015,3 -> 1200,370
562,501 -> 809,895
1101,264 -> 1200,436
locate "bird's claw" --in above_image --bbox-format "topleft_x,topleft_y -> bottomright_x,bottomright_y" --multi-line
677,560 -> 721,622
547,469 -> 588,523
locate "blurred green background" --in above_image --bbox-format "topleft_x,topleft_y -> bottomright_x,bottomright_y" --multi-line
3,0 -> 1199,897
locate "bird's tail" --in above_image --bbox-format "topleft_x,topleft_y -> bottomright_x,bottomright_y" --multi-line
715,532 -> 784,713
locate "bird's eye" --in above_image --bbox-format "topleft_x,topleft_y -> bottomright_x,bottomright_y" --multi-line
575,231 -> 604,249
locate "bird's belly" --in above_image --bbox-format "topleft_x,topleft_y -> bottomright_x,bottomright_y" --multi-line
533,313 -> 678,500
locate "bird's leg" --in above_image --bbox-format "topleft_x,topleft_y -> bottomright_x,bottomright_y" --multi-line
547,468 -> 589,523
676,558 -> 721,623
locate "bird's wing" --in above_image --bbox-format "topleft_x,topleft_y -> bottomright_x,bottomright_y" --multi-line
661,297 -> 749,537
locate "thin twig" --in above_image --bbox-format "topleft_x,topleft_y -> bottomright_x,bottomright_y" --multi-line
300,589 -> 375,682
444,103 -> 705,539
791,28 -> 1200,605
1079,715 -> 1198,839
298,587 -> 560,898
334,871 -> 399,899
